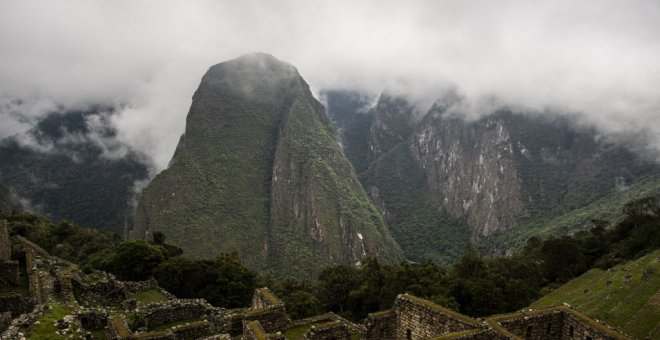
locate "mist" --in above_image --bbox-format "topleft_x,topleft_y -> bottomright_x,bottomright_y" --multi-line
1,0 -> 659,171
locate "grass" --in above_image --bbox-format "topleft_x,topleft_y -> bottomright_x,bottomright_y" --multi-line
127,289 -> 168,306
531,249 -> 660,339
23,303 -> 81,339
284,323 -> 312,339
90,329 -> 106,339
246,320 -> 267,340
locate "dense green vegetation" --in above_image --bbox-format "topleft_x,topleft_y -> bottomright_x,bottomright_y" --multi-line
482,173 -> 660,254
0,110 -> 149,234
2,192 -> 657,324
1,211 -> 256,308
267,194 -> 660,321
360,143 -> 470,265
532,250 -> 660,339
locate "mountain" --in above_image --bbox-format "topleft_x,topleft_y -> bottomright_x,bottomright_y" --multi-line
0,109 -> 149,234
326,93 -> 660,264
133,53 -> 402,277
531,249 -> 660,339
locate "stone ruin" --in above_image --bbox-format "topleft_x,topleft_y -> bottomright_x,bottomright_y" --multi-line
0,220 -> 19,288
362,294 -> 630,339
0,225 -> 632,339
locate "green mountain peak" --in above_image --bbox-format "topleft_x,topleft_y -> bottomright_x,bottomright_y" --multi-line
133,54 -> 402,277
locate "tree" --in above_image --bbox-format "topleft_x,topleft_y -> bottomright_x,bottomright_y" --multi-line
318,265 -> 360,314
109,240 -> 166,281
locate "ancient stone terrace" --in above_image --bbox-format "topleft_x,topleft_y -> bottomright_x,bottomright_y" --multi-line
0,224 -> 632,339
363,294 -> 631,340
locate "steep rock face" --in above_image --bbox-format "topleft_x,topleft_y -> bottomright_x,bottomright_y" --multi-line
327,93 -> 660,261
133,54 -> 401,277
411,108 -> 524,239
367,95 -> 417,164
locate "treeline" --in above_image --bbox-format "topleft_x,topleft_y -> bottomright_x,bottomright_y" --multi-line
2,212 -> 255,308
1,194 -> 658,320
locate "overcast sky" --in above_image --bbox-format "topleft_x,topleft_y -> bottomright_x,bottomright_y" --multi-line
1,0 -> 659,171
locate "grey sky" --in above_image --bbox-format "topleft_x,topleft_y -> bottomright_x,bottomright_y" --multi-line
1,0 -> 659,170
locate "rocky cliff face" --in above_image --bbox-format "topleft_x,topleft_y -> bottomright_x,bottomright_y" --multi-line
367,95 -> 417,164
329,94 -> 660,262
411,107 -> 524,239
133,54 -> 401,277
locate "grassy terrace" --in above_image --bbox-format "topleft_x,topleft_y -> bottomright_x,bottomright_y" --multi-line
532,249 -> 660,339
257,287 -> 281,305
23,304 -> 81,339
128,289 -> 169,306
246,321 -> 267,340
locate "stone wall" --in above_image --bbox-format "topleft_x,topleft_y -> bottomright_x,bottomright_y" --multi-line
130,330 -> 175,339
392,294 -> 480,339
72,274 -> 128,305
210,310 -> 246,336
143,299 -> 214,329
0,293 -> 36,317
304,320 -> 350,340
495,309 -> 565,338
487,306 -> 630,340
0,311 -> 11,334
24,247 -> 41,302
433,329 -> 511,339
242,320 -> 267,340
244,304 -> 289,333
1,304 -> 46,339
14,235 -> 51,259
0,221 -> 18,288
364,310 -> 396,340
76,308 -> 109,331
107,314 -> 133,339
171,320 -> 213,339
124,277 -> 176,300
561,311 -> 626,339
252,287 -> 282,309
0,220 -> 10,261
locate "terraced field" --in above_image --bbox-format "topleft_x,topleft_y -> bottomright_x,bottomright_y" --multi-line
532,250 -> 660,339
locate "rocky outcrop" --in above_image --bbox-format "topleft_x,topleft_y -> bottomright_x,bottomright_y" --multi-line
329,92 -> 660,261
411,109 -> 524,238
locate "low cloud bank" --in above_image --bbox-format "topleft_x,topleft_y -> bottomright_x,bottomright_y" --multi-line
1,0 -> 658,171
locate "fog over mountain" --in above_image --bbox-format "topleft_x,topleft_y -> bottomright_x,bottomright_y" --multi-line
1,0 -> 659,171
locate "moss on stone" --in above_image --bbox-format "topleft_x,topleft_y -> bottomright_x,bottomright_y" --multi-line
402,294 -> 480,326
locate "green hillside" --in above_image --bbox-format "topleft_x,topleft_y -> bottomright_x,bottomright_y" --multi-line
531,250 -> 660,339
0,110 -> 148,233
482,174 -> 660,254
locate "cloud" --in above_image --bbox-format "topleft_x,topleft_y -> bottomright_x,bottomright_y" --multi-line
1,0 -> 659,171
